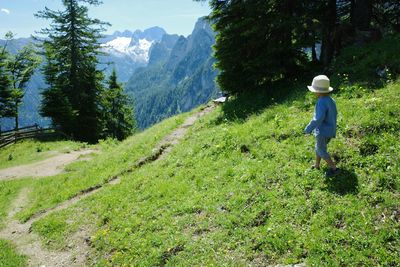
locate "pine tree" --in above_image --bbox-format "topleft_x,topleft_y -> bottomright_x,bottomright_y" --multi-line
101,69 -> 135,140
208,0 -> 309,94
6,44 -> 41,129
0,33 -> 13,124
198,0 -> 398,94
373,0 -> 400,33
36,0 -> 109,143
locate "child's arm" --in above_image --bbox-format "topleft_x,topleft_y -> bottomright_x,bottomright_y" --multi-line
304,100 -> 326,134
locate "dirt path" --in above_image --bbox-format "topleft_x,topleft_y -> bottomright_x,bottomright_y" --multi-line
0,149 -> 97,181
0,105 -> 215,266
0,188 -> 83,266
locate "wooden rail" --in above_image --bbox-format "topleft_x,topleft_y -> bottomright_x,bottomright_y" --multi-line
0,124 -> 64,149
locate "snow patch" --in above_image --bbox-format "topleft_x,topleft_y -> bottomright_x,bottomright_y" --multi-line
101,37 -> 154,63
101,37 -> 132,53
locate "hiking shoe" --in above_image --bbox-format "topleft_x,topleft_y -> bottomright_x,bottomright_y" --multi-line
325,168 -> 341,177
311,165 -> 320,170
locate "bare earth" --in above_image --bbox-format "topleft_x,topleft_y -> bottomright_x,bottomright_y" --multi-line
0,149 -> 97,181
0,105 -> 215,266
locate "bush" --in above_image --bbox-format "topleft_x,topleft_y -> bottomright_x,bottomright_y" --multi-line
332,34 -> 400,87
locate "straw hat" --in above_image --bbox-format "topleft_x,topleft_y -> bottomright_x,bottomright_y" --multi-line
307,75 -> 334,93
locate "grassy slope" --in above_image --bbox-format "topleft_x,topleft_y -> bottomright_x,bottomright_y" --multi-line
0,111 -> 190,265
0,240 -> 27,267
15,112 -> 190,222
30,81 -> 400,266
0,180 -> 31,266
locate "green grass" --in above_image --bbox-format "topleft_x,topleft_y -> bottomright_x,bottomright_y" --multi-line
2,34 -> 400,266
28,81 -> 400,266
0,139 -> 88,170
0,182 -> 29,266
15,111 -> 191,222
0,111 -> 191,265
0,240 -> 27,267
0,180 -> 30,229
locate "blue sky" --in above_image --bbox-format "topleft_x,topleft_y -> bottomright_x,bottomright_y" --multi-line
0,0 -> 211,38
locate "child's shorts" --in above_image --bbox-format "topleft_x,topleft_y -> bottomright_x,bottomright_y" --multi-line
315,135 -> 331,159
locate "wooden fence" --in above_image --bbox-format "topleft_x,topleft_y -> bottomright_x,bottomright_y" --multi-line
0,124 -> 63,149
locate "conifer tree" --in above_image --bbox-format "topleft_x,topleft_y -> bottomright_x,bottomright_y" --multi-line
7,44 -> 41,129
207,0 -> 308,94
36,0 -> 109,143
198,0 -> 399,95
101,69 -> 135,140
0,33 -> 40,129
0,33 -> 13,124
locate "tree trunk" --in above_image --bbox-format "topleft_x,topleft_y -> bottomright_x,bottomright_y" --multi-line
14,102 -> 18,130
312,42 -> 318,62
320,0 -> 336,67
351,0 -> 372,30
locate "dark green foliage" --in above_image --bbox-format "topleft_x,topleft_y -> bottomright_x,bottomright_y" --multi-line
332,34 -> 400,88
373,1 -> 400,33
37,0 -> 109,143
0,39 -> 13,122
209,0 -> 309,94
7,44 -> 41,129
100,69 -> 135,140
198,0 -> 400,95
0,33 -> 40,129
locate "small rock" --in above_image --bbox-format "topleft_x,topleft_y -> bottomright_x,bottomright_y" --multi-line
84,236 -> 92,245
240,144 -> 250,154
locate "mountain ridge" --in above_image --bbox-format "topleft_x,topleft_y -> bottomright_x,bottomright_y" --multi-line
126,17 -> 219,129
0,19 -> 218,132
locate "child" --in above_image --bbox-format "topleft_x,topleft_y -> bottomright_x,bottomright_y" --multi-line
304,75 -> 340,177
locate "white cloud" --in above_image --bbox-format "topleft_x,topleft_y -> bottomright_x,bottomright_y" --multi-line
1,8 -> 10,15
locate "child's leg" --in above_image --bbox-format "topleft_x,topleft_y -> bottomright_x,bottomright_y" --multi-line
316,136 -> 337,170
315,155 -> 321,168
324,156 -> 337,170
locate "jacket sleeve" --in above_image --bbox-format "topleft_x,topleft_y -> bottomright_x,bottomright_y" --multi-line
304,100 -> 326,134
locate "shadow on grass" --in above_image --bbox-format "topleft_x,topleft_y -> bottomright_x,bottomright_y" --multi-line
324,169 -> 359,195
213,81 -> 308,125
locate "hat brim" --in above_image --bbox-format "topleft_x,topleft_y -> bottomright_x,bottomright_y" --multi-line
307,86 -> 334,93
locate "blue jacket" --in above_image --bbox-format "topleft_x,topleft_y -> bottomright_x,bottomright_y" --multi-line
305,96 -> 337,137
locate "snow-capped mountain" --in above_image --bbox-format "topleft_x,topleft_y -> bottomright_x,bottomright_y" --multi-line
0,27 -> 169,130
101,37 -> 153,62
0,22 -> 218,131
99,26 -> 167,82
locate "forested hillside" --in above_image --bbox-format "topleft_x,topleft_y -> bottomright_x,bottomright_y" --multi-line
126,18 -> 219,129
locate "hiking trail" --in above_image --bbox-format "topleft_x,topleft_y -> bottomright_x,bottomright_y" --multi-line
0,105 -> 215,266
0,149 -> 97,181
